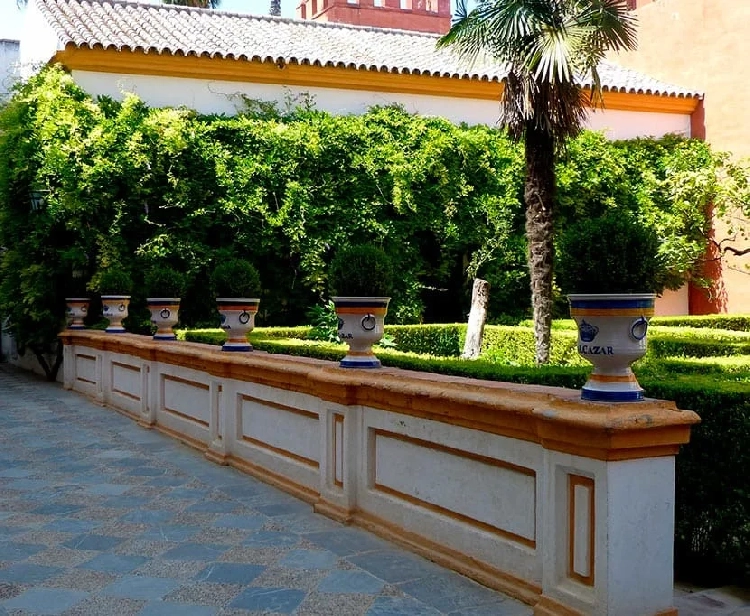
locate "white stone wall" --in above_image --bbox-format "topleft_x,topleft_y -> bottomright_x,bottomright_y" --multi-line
70,69 -> 693,137
61,332 -> 690,616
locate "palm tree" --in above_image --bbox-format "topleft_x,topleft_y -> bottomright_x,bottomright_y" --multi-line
439,0 -> 636,365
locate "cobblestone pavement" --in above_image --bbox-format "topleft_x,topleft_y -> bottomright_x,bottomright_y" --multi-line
0,366 -> 532,616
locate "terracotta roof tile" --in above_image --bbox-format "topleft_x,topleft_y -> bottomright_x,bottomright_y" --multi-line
34,0 -> 702,98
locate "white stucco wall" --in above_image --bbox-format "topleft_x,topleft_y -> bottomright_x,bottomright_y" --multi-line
0,39 -> 20,99
71,70 -> 692,137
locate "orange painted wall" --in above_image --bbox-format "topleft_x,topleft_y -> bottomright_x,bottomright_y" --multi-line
610,0 -> 750,314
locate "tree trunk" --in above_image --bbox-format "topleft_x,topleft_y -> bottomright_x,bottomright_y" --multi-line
461,278 -> 489,359
270,0 -> 281,16
524,123 -> 556,366
32,340 -> 63,382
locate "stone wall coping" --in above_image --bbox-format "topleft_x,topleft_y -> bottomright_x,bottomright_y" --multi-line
60,330 -> 700,460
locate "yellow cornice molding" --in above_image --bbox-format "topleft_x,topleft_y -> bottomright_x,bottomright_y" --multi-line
54,46 -> 700,115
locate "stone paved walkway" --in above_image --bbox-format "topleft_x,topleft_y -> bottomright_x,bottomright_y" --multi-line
2,365 -> 749,616
0,366 -> 532,616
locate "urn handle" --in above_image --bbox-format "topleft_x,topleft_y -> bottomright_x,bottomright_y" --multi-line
630,316 -> 649,341
361,314 -> 376,331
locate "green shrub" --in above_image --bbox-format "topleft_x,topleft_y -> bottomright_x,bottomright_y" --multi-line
144,266 -> 187,298
385,325 -> 464,356
556,211 -> 665,294
640,376 -> 750,585
306,300 -> 339,343
479,326 -> 583,366
328,244 -> 394,297
93,268 -> 133,296
651,315 -> 750,332
211,260 -> 261,298
649,327 -> 750,358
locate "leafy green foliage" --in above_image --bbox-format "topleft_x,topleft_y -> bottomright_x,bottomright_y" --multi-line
211,259 -> 261,298
144,266 -> 187,298
93,268 -> 133,296
306,300 -> 339,343
328,244 -> 394,297
0,66 -> 736,371
556,210 -> 664,294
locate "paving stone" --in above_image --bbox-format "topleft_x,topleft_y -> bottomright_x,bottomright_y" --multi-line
194,563 -> 266,585
242,531 -> 299,548
0,542 -> 47,561
100,574 -> 182,600
306,528 -> 389,557
77,552 -> 148,573
367,595 -> 443,615
229,586 -> 306,613
212,515 -> 266,531
448,599 -> 533,615
62,533 -> 125,551
137,524 -> 201,542
399,572 -> 511,613
318,569 -> 385,594
348,549 -> 444,584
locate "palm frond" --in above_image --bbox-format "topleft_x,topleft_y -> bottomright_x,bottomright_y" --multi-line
439,0 -> 637,144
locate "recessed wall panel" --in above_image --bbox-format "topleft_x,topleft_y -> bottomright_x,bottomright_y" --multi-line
373,430 -> 536,546
238,394 -> 319,468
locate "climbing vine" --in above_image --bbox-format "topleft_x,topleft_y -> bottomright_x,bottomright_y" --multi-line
1,66 -> 742,375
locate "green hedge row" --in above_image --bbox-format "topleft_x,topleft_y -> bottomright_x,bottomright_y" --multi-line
651,315 -> 750,331
520,315 -> 750,332
182,324 -> 750,362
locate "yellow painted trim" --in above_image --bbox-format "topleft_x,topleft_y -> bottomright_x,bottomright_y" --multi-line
53,46 -> 700,114
588,373 -> 637,383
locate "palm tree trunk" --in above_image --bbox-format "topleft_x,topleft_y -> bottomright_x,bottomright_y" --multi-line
524,123 -> 555,366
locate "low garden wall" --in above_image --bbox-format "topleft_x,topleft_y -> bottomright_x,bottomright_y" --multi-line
60,330 -> 699,616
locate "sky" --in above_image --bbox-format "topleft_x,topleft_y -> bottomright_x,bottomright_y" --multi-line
0,0 -> 297,41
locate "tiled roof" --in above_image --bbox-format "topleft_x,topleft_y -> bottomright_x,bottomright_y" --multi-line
34,0 -> 702,98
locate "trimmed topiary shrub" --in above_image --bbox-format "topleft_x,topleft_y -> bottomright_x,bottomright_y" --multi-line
328,244 -> 394,297
144,266 -> 187,298
94,268 -> 133,296
211,259 -> 262,298
556,211 -> 665,294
